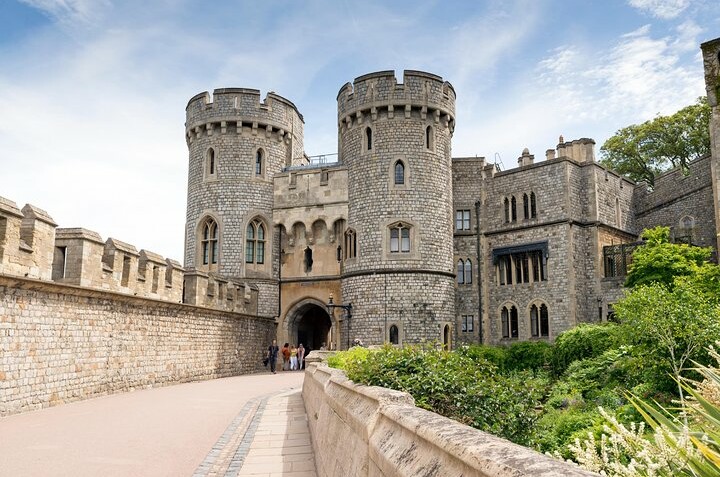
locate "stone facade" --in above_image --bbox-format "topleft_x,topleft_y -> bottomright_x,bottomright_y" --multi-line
183,38 -> 720,349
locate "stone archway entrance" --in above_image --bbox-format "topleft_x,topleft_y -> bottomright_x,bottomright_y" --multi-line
287,302 -> 333,353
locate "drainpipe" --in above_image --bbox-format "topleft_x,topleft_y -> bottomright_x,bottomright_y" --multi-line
475,200 -> 483,345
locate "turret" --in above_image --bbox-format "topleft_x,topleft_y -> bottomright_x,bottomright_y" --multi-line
183,88 -> 305,317
337,70 -> 457,347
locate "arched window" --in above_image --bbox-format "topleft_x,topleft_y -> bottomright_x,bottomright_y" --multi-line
530,304 -> 539,337
510,306 -> 519,338
201,218 -> 219,266
443,324 -> 451,350
523,194 -> 529,219
245,219 -> 265,264
389,325 -> 399,345
394,161 -> 405,185
255,149 -> 264,176
365,127 -> 373,151
501,307 -> 509,338
504,198 -> 510,223
344,229 -> 357,259
464,259 -> 472,284
511,196 -> 517,222
205,148 -> 216,178
530,192 -> 537,218
426,125 -> 434,150
457,259 -> 464,284
389,223 -> 411,253
540,304 -> 549,337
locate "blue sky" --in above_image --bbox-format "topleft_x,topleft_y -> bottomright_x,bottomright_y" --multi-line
0,0 -> 718,261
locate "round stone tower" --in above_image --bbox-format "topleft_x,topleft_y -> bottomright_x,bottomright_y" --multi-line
337,70 -> 457,347
184,88 -> 304,317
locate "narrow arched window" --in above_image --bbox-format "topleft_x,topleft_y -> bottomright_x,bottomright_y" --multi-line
201,218 -> 219,265
345,229 -> 357,259
510,306 -> 519,338
389,325 -> 399,345
245,219 -> 265,264
425,125 -> 434,149
501,307 -> 509,338
394,161 -> 405,185
255,149 -> 264,176
464,259 -> 472,284
457,259 -> 464,284
504,198 -> 510,223
530,304 -> 539,337
511,196 -> 517,222
540,304 -> 549,337
523,194 -> 529,220
530,192 -> 537,218
205,149 -> 216,179
365,127 -> 372,150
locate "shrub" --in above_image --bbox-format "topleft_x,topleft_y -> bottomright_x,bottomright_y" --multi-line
505,341 -> 553,371
551,323 -> 622,374
331,344 -> 551,445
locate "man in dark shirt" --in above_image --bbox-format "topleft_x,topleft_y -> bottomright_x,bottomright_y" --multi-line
267,339 -> 280,374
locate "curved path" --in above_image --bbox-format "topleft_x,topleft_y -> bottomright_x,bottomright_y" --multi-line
0,371 -> 314,477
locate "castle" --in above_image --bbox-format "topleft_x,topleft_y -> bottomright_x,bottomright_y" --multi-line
180,36 -> 720,351
2,38 -> 719,359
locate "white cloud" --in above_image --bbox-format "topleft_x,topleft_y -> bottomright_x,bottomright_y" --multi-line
628,0 -> 690,19
19,0 -> 110,26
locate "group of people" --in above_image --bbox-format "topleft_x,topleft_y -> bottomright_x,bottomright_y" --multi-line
265,340 -> 306,374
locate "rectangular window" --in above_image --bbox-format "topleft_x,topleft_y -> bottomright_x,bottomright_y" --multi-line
521,253 -> 529,283
400,228 -> 410,252
455,210 -> 471,231
390,229 -> 399,253
461,315 -> 474,332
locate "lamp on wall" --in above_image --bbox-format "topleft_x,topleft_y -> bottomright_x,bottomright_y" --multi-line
327,293 -> 352,349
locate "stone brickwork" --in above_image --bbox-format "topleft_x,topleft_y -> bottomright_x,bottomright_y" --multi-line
634,153 -> 717,251
302,358 -> 599,477
184,88 -> 305,318
0,275 -> 274,417
338,70 -> 457,345
702,38 -> 720,254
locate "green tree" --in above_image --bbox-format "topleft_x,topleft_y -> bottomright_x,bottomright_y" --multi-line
615,279 -> 720,404
600,98 -> 710,187
625,226 -> 712,289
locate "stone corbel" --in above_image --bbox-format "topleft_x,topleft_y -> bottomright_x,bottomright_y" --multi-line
405,104 -> 411,119
252,122 -> 258,136
194,126 -> 202,139
237,121 -> 243,136
206,123 -> 214,136
265,124 -> 272,138
220,121 -> 227,134
277,129 -> 285,142
388,104 -> 394,119
434,109 -> 440,124
357,111 -> 364,125
371,106 -> 377,121
421,106 -> 427,120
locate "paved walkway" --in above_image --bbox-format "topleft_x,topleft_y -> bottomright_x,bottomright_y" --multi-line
0,372 -> 314,477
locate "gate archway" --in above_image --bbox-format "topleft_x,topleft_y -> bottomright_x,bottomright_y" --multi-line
284,299 -> 334,353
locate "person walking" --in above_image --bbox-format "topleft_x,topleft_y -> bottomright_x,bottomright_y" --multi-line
297,343 -> 305,370
281,343 -> 290,371
290,345 -> 298,370
267,339 -> 280,374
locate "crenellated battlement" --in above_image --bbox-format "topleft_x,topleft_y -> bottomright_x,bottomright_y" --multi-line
337,70 -> 455,131
185,88 -> 304,146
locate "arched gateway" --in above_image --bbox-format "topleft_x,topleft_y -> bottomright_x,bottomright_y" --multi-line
283,299 -> 335,352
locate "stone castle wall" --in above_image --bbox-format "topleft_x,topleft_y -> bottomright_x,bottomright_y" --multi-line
0,275 -> 274,417
633,155 -> 717,249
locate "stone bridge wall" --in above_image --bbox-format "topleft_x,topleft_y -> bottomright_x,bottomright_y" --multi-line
302,355 -> 599,477
0,275 -> 275,417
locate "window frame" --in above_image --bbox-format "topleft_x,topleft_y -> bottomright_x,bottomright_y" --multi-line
245,218 -> 266,265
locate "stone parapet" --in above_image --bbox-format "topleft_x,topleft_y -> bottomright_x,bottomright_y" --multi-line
0,197 -> 56,280
302,357 -> 599,477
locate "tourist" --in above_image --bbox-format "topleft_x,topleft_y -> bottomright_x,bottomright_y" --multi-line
290,345 -> 298,370
297,343 -> 305,370
281,342 -> 290,370
267,339 -> 279,374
